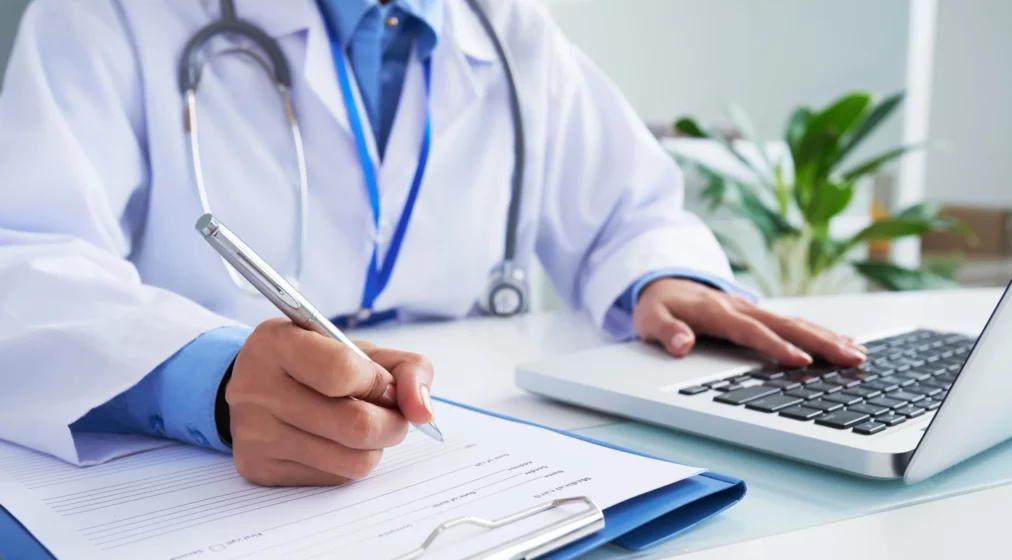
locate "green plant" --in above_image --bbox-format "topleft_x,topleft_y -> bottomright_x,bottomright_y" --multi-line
672,90 -> 971,296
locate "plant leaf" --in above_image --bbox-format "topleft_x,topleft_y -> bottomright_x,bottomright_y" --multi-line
672,116 -> 771,187
836,91 -> 905,165
728,102 -> 774,181
808,238 -> 848,277
804,181 -> 855,227
852,261 -> 961,291
784,106 -> 812,166
807,92 -> 873,138
730,261 -> 750,274
840,144 -> 926,182
732,184 -> 799,247
674,117 -> 707,138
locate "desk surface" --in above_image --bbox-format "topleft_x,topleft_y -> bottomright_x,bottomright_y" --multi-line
363,287 -> 1007,559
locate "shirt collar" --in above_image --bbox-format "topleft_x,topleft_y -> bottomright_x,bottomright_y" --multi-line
317,0 -> 445,59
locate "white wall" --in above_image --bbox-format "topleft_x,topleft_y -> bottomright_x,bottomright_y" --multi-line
924,0 -> 1012,208
543,0 -> 912,162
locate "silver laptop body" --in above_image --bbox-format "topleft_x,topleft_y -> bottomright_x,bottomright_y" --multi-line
516,283 -> 1012,482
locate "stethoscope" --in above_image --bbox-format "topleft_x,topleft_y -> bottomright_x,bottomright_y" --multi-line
180,0 -> 529,321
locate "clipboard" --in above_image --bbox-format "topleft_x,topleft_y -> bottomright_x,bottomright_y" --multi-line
0,399 -> 746,560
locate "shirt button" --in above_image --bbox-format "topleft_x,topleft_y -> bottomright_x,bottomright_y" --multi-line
386,16 -> 399,27
190,429 -> 209,447
149,415 -> 165,436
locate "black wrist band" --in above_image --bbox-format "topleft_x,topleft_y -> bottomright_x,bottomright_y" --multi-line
215,358 -> 235,448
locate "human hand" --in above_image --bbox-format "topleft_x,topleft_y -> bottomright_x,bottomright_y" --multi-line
224,319 -> 435,486
632,278 -> 866,367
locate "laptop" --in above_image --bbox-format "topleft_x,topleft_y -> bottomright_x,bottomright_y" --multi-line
516,282 -> 1012,483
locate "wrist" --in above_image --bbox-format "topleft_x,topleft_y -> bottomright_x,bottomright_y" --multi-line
215,358 -> 236,449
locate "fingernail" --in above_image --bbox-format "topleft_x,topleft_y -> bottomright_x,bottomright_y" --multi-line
669,333 -> 692,352
842,343 -> 866,361
790,345 -> 813,364
380,384 -> 397,407
420,385 -> 434,422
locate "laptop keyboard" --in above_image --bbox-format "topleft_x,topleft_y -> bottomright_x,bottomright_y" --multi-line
678,329 -> 975,436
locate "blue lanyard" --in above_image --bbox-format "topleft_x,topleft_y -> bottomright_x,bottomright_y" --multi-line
331,43 -> 432,316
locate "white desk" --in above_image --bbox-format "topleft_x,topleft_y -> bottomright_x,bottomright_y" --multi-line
364,287 -> 1008,559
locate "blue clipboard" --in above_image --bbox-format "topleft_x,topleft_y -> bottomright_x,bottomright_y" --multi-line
0,399 -> 746,559
435,399 -> 746,559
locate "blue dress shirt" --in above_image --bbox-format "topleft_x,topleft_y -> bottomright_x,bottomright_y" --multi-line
317,0 -> 442,158
70,0 -> 750,453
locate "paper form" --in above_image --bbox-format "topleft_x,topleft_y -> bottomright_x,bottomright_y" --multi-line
0,402 -> 702,560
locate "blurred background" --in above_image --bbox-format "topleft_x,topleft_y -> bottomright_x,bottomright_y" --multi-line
3,0 -> 1009,311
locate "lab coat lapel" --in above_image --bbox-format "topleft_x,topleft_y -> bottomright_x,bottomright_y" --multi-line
233,0 -> 381,167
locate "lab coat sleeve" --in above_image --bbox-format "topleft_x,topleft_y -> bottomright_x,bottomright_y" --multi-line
0,0 -> 239,465
534,20 -> 747,341
616,269 -> 759,313
71,327 -> 252,454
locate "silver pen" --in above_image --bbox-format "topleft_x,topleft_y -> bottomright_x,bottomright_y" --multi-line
195,213 -> 444,443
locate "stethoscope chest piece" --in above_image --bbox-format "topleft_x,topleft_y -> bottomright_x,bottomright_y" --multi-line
479,262 -> 529,317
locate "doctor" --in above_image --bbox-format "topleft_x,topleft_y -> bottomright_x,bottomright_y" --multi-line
0,0 -> 865,486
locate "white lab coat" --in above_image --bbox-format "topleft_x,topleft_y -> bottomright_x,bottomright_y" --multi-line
0,0 -> 734,465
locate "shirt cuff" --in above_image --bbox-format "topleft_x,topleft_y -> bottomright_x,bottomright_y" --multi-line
70,326 -> 252,453
615,268 -> 759,312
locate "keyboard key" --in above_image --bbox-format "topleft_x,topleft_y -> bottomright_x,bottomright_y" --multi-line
714,385 -> 781,405
853,421 -> 887,435
923,400 -> 942,411
816,410 -> 870,429
731,374 -> 753,383
922,378 -> 953,390
867,396 -> 906,409
876,413 -> 907,426
839,367 -> 877,382
880,375 -> 915,387
780,405 -> 824,420
887,390 -> 925,404
921,366 -> 948,376
706,380 -> 730,389
766,378 -> 802,391
785,388 -> 823,400
848,403 -> 889,417
751,367 -> 787,381
806,399 -> 844,412
897,405 -> 926,418
897,370 -> 931,382
843,386 -> 882,399
934,390 -> 949,401
907,383 -> 942,397
806,381 -> 842,394
864,379 -> 900,392
823,392 -> 863,406
825,376 -> 861,388
715,383 -> 742,392
866,364 -> 896,377
679,385 -> 709,395
746,394 -> 803,413
785,372 -> 823,385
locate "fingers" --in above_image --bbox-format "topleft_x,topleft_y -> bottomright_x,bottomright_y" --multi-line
237,459 -> 351,487
714,309 -> 814,367
234,420 -> 384,484
633,303 -> 696,357
740,308 -> 866,366
364,347 -> 437,424
270,380 -> 410,450
268,321 -> 395,403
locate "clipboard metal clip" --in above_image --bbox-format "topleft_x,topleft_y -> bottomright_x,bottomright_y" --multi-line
391,496 -> 605,560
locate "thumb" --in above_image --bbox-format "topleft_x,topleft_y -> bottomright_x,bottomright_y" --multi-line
635,305 -> 697,358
